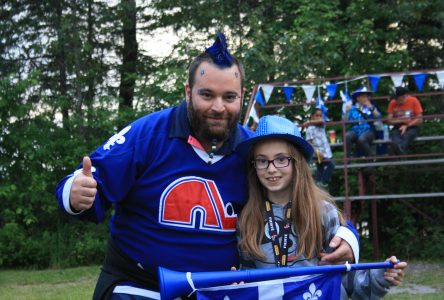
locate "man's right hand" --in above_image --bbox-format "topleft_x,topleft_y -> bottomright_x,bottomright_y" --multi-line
70,156 -> 97,211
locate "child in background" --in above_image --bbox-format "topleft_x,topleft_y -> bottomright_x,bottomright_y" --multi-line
303,108 -> 335,188
236,115 -> 407,299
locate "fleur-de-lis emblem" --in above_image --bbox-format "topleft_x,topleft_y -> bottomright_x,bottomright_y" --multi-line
103,126 -> 131,150
303,283 -> 322,300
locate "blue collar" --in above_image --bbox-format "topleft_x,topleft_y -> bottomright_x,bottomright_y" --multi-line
169,100 -> 247,155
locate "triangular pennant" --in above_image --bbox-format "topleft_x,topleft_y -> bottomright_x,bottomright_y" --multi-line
340,89 -> 352,103
326,83 -> 338,100
282,86 -> 294,103
340,90 -> 353,117
316,93 -> 328,121
262,84 -> 274,103
247,102 -> 260,123
316,92 -> 323,109
437,71 -> 444,88
302,85 -> 316,103
254,87 -> 265,106
413,73 -> 427,92
368,75 -> 381,93
391,74 -> 404,87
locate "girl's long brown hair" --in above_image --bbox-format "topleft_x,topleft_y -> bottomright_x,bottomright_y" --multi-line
238,141 -> 344,261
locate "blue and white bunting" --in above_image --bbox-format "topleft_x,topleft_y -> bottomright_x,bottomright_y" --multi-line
196,273 -> 341,300
390,74 -> 404,87
436,71 -> 444,89
248,102 -> 260,123
340,90 -> 353,117
413,73 -> 427,91
302,85 -> 316,103
255,88 -> 265,106
282,86 -> 295,103
316,87 -> 328,121
368,75 -> 381,93
250,69 -> 443,107
326,83 -> 338,100
261,84 -> 274,104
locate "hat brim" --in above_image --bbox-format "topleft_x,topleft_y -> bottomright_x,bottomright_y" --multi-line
236,133 -> 314,162
351,91 -> 372,100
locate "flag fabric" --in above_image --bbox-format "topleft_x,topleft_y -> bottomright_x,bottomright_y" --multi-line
368,75 -> 381,93
255,88 -> 265,106
158,261 -> 395,300
316,89 -> 328,121
390,74 -> 404,87
340,90 -> 353,117
246,102 -> 260,124
302,85 -> 316,103
436,71 -> 444,88
196,273 -> 342,300
262,85 -> 274,103
283,86 -> 295,103
326,83 -> 338,100
413,73 -> 427,91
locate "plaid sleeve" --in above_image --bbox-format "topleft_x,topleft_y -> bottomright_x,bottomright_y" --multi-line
342,268 -> 391,299
320,200 -> 341,252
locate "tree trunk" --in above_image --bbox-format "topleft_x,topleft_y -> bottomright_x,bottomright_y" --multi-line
118,0 -> 138,112
55,0 -> 69,129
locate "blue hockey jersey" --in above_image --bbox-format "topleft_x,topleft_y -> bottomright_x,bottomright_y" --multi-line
55,100 -> 253,279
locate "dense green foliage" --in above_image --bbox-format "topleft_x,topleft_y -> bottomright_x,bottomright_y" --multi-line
1,0 -> 443,268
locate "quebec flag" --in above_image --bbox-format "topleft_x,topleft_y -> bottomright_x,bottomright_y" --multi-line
196,273 -> 341,300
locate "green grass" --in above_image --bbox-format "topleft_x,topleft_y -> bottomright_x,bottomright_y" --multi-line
385,261 -> 444,300
0,265 -> 100,300
0,261 -> 443,299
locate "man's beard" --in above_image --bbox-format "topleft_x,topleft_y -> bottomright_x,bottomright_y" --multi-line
187,97 -> 240,143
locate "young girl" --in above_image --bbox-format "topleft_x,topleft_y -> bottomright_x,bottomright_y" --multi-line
236,115 -> 406,299
303,108 -> 335,188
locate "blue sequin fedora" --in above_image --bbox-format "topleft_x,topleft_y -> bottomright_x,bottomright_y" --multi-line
237,115 -> 314,161
351,86 -> 373,101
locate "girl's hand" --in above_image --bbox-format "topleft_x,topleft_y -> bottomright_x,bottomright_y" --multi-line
230,266 -> 244,285
385,256 -> 407,286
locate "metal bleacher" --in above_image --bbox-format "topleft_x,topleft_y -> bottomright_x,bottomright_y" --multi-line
243,68 -> 444,258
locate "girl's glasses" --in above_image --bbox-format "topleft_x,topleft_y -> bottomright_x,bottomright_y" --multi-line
252,157 -> 294,170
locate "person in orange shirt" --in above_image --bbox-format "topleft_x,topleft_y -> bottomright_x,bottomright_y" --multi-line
386,87 -> 423,155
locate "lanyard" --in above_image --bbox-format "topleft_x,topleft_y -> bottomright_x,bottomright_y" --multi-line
265,200 -> 292,267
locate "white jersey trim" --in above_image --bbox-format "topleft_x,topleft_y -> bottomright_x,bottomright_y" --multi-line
62,167 -> 96,215
192,146 -> 224,164
336,226 -> 360,263
62,173 -> 82,215
112,285 -> 161,299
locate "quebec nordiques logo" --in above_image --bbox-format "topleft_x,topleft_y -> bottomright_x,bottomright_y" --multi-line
159,176 -> 237,231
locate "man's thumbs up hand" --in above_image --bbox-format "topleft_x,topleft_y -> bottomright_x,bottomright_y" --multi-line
70,156 -> 97,212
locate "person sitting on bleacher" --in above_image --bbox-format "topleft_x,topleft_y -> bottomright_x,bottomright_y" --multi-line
386,87 -> 423,155
303,108 -> 335,189
344,86 -> 381,161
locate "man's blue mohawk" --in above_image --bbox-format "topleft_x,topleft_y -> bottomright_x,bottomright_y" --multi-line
205,32 -> 234,67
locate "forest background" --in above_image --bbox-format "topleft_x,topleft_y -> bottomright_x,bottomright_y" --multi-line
1,0 -> 443,269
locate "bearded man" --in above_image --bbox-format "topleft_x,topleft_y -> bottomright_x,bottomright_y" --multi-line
55,33 -> 358,300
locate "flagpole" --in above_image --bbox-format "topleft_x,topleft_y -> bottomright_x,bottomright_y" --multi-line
190,261 -> 395,285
